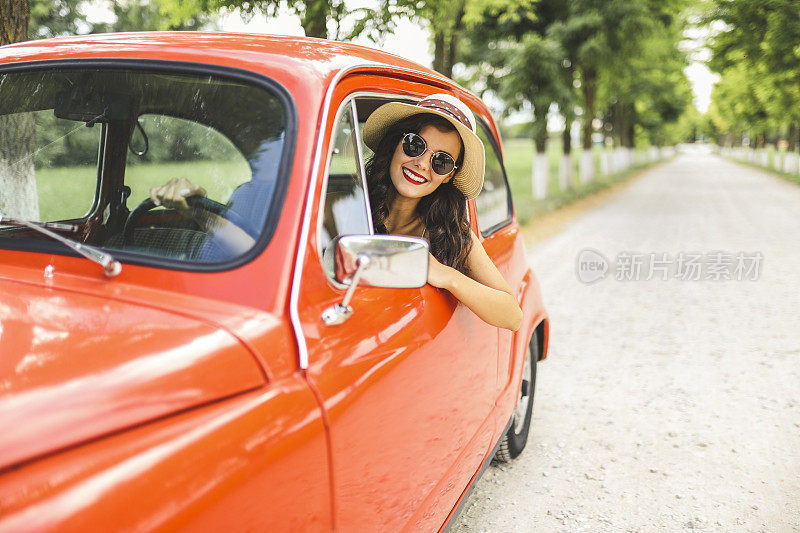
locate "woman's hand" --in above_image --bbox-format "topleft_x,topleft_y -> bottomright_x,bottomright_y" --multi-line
427,253 -> 454,290
149,177 -> 207,215
149,177 -> 254,255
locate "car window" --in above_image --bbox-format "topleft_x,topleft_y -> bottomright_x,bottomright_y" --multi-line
2,111 -> 103,223
125,114 -> 252,208
0,67 -> 289,266
318,102 -> 371,277
475,121 -> 513,235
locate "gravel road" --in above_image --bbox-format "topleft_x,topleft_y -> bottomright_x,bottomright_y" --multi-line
452,151 -> 800,532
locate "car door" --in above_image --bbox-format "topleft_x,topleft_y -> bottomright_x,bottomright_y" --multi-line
473,119 -> 519,392
294,80 -> 499,531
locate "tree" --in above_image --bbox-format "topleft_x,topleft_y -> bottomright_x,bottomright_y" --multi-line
707,0 -> 800,149
29,0 -> 86,39
458,0 -> 574,151
708,60 -> 769,147
92,0 -> 216,33
459,0 -> 690,154
0,0 -> 39,219
157,0 -> 332,38
597,16 -> 692,147
357,0 -> 538,78
560,0 -> 687,149
1,0 -> 29,44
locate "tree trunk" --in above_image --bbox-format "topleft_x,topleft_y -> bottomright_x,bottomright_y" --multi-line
562,117 -> 573,155
444,6 -> 464,79
611,102 -> 624,147
0,113 -> 38,219
613,103 -> 636,148
0,0 -> 28,44
433,31 -> 446,74
625,104 -> 635,148
443,35 -> 457,79
531,103 -> 549,200
432,3 -> 465,79
533,103 -> 548,154
581,68 -> 597,150
0,0 -> 38,220
433,31 -> 457,78
301,0 -> 329,39
788,123 -> 798,152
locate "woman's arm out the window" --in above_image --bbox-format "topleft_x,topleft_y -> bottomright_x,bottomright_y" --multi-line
427,231 -> 523,331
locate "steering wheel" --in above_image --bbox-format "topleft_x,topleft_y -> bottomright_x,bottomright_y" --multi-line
122,195 -> 249,247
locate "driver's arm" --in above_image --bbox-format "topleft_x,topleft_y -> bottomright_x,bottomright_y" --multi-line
149,177 -> 255,254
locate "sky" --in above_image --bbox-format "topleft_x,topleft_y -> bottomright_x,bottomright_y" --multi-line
86,3 -> 718,114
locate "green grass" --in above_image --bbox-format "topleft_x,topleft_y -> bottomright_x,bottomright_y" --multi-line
35,166 -> 97,221
35,159 -> 250,222
33,146 -> 667,226
501,138 -> 665,224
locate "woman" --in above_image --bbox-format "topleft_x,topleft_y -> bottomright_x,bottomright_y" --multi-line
151,94 -> 522,331
362,93 -> 522,331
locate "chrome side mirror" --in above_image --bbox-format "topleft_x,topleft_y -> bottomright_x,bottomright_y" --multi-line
321,235 -> 429,325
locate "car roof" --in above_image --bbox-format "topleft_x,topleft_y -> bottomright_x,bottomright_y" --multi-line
0,32 -> 447,92
0,31 -> 499,154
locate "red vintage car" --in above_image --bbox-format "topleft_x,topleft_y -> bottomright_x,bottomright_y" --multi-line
0,32 -> 549,531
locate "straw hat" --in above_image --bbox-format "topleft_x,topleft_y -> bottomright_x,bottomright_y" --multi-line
363,93 -> 485,199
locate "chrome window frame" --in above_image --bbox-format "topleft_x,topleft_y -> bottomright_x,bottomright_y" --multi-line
350,100 -> 374,232
475,118 -> 514,237
313,96 -> 373,281
288,65 -> 467,370
313,92 -> 418,289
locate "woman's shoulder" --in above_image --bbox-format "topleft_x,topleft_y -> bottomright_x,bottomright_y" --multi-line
466,229 -> 490,263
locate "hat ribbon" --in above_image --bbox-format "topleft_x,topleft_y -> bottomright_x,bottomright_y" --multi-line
417,99 -> 473,130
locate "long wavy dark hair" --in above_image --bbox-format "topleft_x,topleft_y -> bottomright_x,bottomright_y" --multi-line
365,113 -> 473,273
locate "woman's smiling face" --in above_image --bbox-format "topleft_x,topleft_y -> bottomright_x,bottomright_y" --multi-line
389,124 -> 462,200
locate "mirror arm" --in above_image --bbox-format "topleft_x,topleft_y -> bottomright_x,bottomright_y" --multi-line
321,253 -> 370,326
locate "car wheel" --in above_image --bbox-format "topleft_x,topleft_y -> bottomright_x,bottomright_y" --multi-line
494,331 -> 538,463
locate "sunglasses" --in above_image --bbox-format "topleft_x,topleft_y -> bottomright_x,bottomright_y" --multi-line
401,133 -> 458,176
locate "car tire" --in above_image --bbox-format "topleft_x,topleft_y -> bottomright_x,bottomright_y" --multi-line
493,331 -> 538,463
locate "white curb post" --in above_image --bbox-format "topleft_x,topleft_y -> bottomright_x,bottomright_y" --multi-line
783,152 -> 796,173
532,151 -> 549,199
600,148 -> 610,176
579,149 -> 594,184
794,151 -> 800,175
559,153 -> 572,191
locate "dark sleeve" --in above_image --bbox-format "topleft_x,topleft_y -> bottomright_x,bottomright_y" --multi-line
225,179 -> 274,239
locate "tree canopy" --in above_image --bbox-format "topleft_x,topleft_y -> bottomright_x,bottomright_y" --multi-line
706,0 -> 800,148
457,0 -> 693,150
10,0 -> 700,153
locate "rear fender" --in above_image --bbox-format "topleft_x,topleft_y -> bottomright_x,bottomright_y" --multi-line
496,268 -> 548,424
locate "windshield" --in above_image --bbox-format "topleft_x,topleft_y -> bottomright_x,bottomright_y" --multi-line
0,66 -> 289,266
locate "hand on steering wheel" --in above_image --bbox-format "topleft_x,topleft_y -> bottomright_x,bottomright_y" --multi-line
123,178 -> 249,247
149,177 -> 207,214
